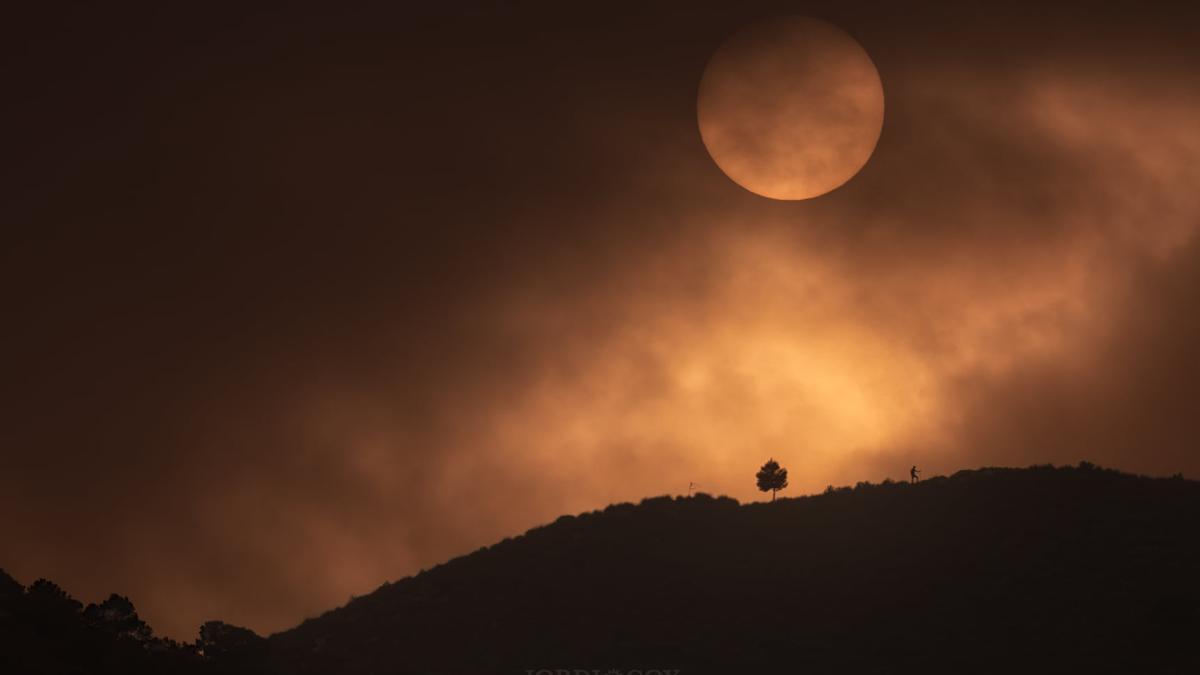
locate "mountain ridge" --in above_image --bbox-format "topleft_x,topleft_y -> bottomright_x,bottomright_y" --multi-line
267,464 -> 1200,674
4,464 -> 1197,674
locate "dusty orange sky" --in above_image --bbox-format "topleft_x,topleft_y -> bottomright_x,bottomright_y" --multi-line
3,1 -> 1200,640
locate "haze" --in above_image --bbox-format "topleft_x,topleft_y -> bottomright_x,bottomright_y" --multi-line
3,1 -> 1199,639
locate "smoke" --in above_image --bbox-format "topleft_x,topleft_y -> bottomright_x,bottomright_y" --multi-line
2,0 -> 1198,640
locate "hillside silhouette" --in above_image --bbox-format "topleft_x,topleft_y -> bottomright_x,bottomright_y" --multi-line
269,464 -> 1199,674
3,464 -> 1198,674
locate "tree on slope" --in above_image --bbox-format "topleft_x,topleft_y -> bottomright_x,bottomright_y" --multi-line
756,458 -> 789,501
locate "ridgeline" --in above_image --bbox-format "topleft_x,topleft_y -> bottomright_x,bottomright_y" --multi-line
4,464 -> 1198,674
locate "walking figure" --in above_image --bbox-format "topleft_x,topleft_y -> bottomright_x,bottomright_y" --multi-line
910,465 -> 921,483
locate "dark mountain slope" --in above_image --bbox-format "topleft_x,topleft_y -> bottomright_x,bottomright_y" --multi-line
268,465 -> 1200,675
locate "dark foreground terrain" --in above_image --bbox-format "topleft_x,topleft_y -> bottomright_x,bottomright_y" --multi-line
4,464 -> 1199,674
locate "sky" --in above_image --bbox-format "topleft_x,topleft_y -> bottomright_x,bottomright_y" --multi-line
3,0 -> 1200,640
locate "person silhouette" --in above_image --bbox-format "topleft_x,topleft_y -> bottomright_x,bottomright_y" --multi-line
910,465 -> 921,483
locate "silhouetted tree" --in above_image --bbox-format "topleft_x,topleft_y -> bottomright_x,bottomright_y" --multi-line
25,578 -> 83,624
0,572 -> 205,675
756,458 -> 789,501
84,594 -> 153,642
198,620 -> 267,673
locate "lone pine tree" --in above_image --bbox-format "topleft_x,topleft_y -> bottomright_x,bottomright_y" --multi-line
756,458 -> 789,501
